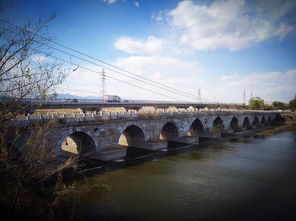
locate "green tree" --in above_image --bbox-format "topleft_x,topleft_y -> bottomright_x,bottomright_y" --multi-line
272,101 -> 287,110
289,95 -> 296,109
248,97 -> 265,110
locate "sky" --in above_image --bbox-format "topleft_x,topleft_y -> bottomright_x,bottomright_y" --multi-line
1,0 -> 296,103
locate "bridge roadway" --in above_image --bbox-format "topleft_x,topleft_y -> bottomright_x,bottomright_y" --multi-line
28,101 -> 245,112
10,109 -> 279,161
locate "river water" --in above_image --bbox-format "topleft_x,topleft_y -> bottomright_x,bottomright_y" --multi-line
77,132 -> 296,221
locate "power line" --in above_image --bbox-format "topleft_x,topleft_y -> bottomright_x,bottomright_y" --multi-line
0,19 -> 198,101
46,42 -> 196,98
1,19 -> 199,98
40,42 -> 200,101
0,32 -> 184,101
0,19 -> 217,103
3,26 -> 199,101
32,48 -> 185,101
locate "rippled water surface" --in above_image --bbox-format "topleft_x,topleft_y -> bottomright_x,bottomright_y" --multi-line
78,132 -> 296,221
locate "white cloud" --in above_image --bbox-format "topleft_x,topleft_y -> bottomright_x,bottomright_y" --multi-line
169,0 -> 296,51
103,0 -> 296,103
59,64 -> 102,97
114,36 -> 167,55
59,56 -> 204,101
104,0 -> 119,4
217,69 -> 296,102
151,11 -> 164,21
31,55 -> 47,62
114,0 -> 295,56
110,55 -> 205,100
134,1 -> 139,8
114,35 -> 194,56
59,56 -> 296,103
114,55 -> 201,77
110,57 -> 296,102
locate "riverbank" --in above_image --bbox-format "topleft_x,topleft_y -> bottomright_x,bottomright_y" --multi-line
255,124 -> 296,138
255,113 -> 296,138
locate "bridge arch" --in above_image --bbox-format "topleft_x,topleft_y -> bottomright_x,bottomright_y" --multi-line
229,116 -> 239,131
243,117 -> 250,129
212,117 -> 224,132
261,116 -> 266,125
60,130 -> 96,156
118,125 -> 146,147
267,116 -> 272,124
189,118 -> 205,136
118,121 -> 148,140
253,116 -> 259,126
160,122 -> 179,140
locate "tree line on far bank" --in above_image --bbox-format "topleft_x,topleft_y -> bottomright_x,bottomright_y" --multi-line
247,96 -> 296,110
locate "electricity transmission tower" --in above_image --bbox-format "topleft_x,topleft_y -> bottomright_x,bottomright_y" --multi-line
198,88 -> 201,103
243,88 -> 246,105
101,69 -> 106,102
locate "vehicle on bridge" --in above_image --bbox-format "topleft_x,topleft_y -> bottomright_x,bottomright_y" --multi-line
104,95 -> 122,103
61,98 -> 78,102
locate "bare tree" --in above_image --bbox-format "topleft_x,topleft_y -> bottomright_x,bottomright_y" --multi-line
0,16 -> 67,121
0,18 -> 89,219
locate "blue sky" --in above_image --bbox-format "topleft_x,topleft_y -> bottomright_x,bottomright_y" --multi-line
2,0 -> 296,102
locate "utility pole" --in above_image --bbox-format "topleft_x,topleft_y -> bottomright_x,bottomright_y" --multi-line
101,69 -> 106,102
243,88 -> 246,105
198,88 -> 201,103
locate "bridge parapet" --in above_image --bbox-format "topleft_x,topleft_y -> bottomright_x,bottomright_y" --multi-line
12,110 -> 280,127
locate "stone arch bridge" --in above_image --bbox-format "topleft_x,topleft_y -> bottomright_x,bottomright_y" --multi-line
15,110 -> 278,161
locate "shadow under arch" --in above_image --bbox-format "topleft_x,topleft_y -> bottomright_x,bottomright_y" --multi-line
253,116 -> 259,126
118,125 -> 145,148
230,117 -> 239,131
243,117 -> 250,129
213,117 -> 224,132
189,118 -> 205,136
61,131 -> 96,156
268,116 -> 272,124
160,122 -> 178,141
261,116 -> 266,125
